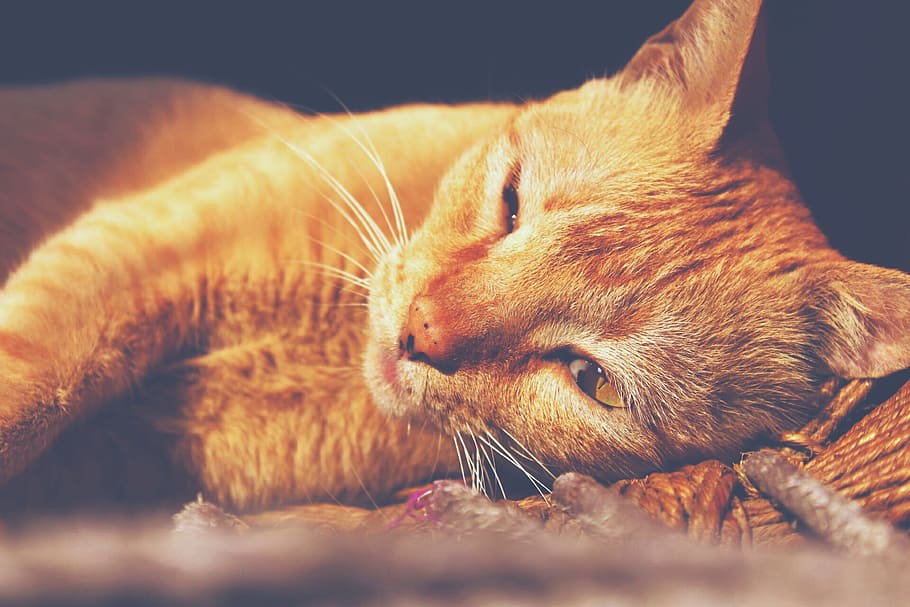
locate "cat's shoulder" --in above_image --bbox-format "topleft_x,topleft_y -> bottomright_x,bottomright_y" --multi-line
0,77 -> 267,119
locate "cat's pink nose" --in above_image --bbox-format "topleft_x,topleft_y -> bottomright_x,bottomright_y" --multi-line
399,295 -> 456,371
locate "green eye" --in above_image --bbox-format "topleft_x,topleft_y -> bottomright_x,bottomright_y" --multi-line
568,359 -> 627,408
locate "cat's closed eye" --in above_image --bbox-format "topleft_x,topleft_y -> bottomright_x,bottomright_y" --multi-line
568,358 -> 627,409
501,168 -> 520,234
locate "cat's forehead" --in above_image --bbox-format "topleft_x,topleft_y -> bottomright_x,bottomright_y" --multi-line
517,79 -> 682,143
508,80 -> 704,206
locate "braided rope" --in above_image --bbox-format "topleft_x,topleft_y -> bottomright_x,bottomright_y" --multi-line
608,377 -> 910,547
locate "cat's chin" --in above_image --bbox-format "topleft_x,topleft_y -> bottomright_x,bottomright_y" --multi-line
362,339 -> 425,421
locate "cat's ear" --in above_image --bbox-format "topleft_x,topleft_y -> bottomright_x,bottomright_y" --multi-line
804,262 -> 910,378
619,0 -> 767,143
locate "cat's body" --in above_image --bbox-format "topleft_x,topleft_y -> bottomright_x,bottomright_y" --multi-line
0,79 -> 518,513
2,0 -> 909,518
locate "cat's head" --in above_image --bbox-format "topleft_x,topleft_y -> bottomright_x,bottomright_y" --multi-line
364,0 -> 910,481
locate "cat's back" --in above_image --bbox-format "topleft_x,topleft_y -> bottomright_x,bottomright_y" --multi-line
0,79 -> 282,276
0,78 -> 297,193
0,78 -> 515,279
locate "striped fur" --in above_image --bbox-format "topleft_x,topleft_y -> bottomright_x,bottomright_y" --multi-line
1,0 -> 909,515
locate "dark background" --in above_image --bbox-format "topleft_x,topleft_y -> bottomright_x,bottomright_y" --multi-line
1,1 -> 907,271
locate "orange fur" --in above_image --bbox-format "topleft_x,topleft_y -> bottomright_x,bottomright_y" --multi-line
1,0 -> 908,515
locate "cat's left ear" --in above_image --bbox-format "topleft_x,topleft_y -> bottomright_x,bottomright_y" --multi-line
804,262 -> 910,378
619,0 -> 767,145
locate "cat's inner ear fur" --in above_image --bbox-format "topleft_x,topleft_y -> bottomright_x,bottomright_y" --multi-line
619,0 -> 765,145
805,262 -> 910,379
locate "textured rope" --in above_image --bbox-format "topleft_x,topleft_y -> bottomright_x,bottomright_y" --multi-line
612,461 -> 746,545
804,380 -> 910,526
604,376 -> 910,547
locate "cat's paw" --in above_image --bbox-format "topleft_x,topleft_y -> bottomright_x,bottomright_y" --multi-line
0,365 -> 54,484
172,495 -> 250,535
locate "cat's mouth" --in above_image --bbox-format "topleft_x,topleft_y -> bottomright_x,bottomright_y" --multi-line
366,337 -> 468,431
379,348 -> 401,394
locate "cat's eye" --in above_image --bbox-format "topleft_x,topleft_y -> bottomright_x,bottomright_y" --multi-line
502,171 -> 520,234
568,358 -> 627,408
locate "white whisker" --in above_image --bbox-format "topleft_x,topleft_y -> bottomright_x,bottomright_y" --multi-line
241,110 -> 392,262
453,433 -> 468,487
277,100 -> 405,246
455,431 -> 478,491
333,284 -> 373,302
290,161 -> 386,263
501,428 -> 557,480
297,261 -> 370,290
476,435 -> 507,499
304,234 -> 373,277
282,139 -> 391,258
293,208 -> 373,264
469,430 -> 486,495
317,94 -> 409,247
481,432 -> 551,503
322,118 -> 403,247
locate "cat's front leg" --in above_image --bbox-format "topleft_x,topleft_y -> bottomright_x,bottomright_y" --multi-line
0,149 -> 293,486
139,335 -> 459,511
0,342 -> 73,486
0,215 -> 201,483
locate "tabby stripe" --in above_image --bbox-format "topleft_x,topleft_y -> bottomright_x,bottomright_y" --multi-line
697,205 -> 748,227
770,260 -> 807,277
194,274 -> 209,326
648,259 -> 709,294
0,329 -> 49,362
210,273 -> 225,321
693,228 -> 737,253
695,179 -> 749,198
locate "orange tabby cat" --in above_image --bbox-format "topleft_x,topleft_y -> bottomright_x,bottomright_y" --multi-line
1,0 -> 908,516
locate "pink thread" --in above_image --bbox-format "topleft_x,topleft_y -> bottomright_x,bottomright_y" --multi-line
386,486 -> 437,529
